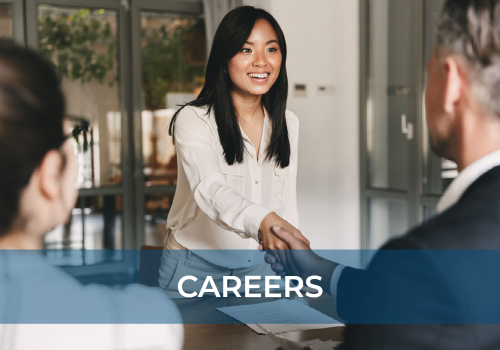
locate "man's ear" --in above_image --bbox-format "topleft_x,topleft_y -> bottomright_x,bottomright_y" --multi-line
443,57 -> 463,115
37,150 -> 63,200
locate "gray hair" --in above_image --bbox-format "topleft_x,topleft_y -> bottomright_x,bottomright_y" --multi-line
436,0 -> 500,118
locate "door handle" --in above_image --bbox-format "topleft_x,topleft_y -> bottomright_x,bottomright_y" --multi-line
401,114 -> 414,140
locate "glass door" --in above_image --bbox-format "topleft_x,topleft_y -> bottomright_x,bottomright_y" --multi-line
131,0 -> 206,247
361,0 -> 458,253
0,0 -> 24,43
2,0 -> 205,275
361,0 -> 422,249
25,0 -> 134,273
0,2 -> 13,37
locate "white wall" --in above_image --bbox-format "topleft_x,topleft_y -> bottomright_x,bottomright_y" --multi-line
244,0 -> 360,249
242,0 -> 270,9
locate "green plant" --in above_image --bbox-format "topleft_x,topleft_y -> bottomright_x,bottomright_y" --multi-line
141,18 -> 206,110
38,9 -> 206,112
38,8 -> 117,86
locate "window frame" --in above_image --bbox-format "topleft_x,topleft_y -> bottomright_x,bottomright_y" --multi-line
24,0 -> 134,276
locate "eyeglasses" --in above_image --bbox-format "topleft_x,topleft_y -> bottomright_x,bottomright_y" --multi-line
66,117 -> 91,152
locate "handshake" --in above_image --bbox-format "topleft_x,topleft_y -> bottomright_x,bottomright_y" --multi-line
259,224 -> 339,296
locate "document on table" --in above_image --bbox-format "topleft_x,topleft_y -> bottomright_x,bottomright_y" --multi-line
216,298 -> 343,335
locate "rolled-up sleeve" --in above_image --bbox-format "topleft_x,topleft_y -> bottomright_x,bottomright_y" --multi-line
175,107 -> 272,242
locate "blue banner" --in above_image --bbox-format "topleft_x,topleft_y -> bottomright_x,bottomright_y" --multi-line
1,249 -> 499,324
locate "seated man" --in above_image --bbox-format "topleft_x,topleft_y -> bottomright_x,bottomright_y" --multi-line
266,0 -> 500,348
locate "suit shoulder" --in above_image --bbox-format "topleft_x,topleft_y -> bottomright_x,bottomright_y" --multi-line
390,200 -> 500,250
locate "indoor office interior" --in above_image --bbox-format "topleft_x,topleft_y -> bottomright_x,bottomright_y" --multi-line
0,0 -> 454,279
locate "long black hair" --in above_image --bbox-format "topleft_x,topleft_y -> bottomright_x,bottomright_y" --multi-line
0,39 -> 65,235
169,6 -> 290,168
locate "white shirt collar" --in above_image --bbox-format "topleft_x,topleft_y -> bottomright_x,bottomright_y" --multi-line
437,149 -> 500,213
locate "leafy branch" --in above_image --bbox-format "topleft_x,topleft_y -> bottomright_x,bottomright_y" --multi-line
39,9 -> 117,86
141,18 -> 206,110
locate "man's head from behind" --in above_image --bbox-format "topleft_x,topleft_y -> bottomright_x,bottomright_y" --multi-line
426,0 -> 500,166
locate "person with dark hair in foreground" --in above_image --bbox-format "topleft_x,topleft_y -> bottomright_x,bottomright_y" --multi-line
160,6 -> 308,296
0,40 -> 182,350
266,0 -> 500,348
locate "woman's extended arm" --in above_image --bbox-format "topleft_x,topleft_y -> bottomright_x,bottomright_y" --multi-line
258,114 -> 307,255
174,107 -> 308,250
175,107 -> 270,242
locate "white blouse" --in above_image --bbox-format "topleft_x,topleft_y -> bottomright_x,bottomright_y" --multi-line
166,105 -> 299,268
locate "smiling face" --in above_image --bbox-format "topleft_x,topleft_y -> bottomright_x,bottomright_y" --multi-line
227,19 -> 282,98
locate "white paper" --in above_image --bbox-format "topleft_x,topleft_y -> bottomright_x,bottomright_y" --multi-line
216,299 -> 343,334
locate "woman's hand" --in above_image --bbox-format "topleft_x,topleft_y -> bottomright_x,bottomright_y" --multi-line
258,212 -> 309,250
258,212 -> 309,275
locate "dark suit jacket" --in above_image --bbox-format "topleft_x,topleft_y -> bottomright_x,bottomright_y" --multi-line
337,165 -> 500,350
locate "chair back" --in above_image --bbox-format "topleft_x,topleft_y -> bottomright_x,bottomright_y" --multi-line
139,245 -> 163,287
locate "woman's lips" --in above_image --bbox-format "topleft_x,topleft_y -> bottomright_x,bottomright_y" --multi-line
248,72 -> 270,83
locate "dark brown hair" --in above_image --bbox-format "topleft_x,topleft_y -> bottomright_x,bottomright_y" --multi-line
0,39 -> 65,235
437,0 -> 500,116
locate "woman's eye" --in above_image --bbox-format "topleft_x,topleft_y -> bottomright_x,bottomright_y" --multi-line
267,47 -> 278,53
240,48 -> 251,53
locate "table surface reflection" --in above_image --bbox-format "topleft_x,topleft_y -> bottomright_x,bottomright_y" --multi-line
174,294 -> 345,350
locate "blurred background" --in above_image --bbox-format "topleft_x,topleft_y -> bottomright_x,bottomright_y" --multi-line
1,0 -> 454,275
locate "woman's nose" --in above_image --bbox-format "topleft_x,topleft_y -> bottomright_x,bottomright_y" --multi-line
253,50 -> 267,67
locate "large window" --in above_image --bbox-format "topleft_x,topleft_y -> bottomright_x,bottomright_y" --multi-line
140,11 -> 206,245
131,0 -> 205,248
36,6 -> 125,263
140,12 -> 205,186
5,0 -> 208,272
0,3 -> 13,37
0,0 -> 24,42
38,6 -> 122,189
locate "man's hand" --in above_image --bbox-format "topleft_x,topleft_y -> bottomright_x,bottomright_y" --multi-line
264,226 -> 338,294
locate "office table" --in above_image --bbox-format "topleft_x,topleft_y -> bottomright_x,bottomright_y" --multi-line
184,323 -> 344,350
174,294 -> 344,350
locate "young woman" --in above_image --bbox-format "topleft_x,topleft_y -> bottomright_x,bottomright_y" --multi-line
159,6 -> 308,295
0,40 -> 182,350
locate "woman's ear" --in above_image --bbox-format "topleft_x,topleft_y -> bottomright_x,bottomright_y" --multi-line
36,150 -> 63,201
